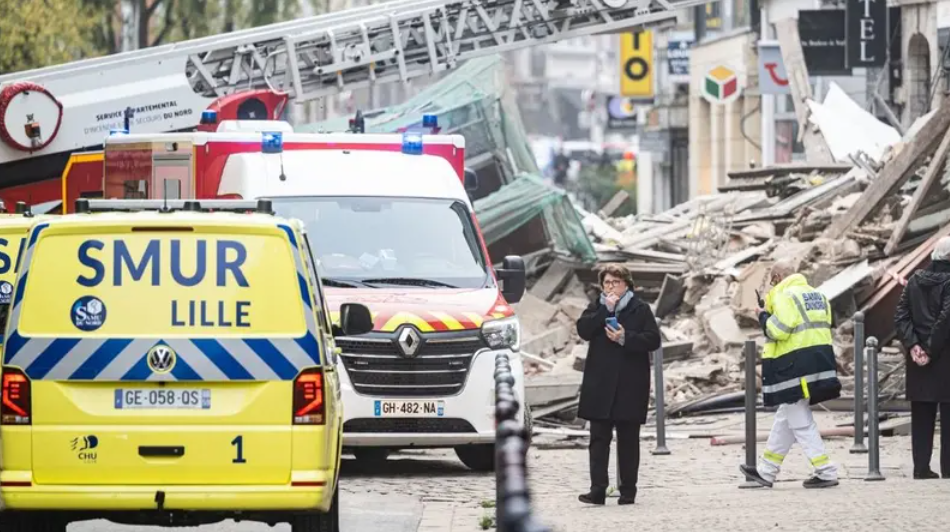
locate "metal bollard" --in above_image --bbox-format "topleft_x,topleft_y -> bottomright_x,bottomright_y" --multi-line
851,311 -> 868,454
652,320 -> 670,455
738,340 -> 759,489
865,337 -> 885,481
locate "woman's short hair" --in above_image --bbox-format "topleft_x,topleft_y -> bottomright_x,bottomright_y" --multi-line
597,263 -> 634,289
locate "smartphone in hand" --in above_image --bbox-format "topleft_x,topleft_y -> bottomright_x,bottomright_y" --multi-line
606,317 -> 619,330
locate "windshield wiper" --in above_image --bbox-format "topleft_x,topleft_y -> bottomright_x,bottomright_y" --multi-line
360,277 -> 458,288
322,277 -> 367,288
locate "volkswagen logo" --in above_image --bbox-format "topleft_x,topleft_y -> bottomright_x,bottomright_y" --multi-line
146,344 -> 177,374
396,326 -> 422,358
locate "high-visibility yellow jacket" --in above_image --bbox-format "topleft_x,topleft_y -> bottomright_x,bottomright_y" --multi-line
759,273 -> 841,407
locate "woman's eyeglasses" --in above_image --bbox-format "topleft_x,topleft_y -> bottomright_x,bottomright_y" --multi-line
603,280 -> 624,287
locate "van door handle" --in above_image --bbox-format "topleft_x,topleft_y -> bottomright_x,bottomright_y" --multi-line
139,446 -> 185,457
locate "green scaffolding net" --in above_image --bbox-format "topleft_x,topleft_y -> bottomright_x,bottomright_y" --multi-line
298,55 -> 596,264
474,173 -> 597,263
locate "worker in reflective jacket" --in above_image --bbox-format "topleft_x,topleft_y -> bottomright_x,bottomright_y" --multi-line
739,260 -> 842,489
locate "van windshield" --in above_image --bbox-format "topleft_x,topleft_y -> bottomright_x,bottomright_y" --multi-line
15,229 -> 307,338
270,197 -> 491,289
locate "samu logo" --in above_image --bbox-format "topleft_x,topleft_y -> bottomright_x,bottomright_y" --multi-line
70,435 -> 99,463
0,281 -> 12,305
71,296 -> 107,332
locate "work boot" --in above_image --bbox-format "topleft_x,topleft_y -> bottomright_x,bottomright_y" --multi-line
739,464 -> 773,488
914,469 -> 940,480
802,476 -> 839,489
578,492 -> 605,505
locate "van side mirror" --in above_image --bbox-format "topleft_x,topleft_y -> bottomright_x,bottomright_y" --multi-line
464,168 -> 478,192
335,302 -> 374,336
496,255 -> 526,304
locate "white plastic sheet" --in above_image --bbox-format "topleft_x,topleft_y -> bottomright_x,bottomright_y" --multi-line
806,82 -> 901,164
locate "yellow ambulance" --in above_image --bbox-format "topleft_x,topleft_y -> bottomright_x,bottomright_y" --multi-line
0,203 -> 44,344
0,199 -> 370,532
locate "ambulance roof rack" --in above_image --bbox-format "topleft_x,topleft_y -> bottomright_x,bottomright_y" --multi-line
76,198 -> 274,215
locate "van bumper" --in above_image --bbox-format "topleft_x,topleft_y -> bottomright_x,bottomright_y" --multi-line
340,348 -> 526,448
1,483 -> 333,511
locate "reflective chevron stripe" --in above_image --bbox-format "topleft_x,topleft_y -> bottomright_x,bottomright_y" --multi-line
3,222 -> 323,381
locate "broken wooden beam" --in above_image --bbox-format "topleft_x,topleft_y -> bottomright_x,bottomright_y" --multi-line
710,427 -> 853,446
775,18 -> 834,164
824,98 -> 950,240
884,126 -> 950,255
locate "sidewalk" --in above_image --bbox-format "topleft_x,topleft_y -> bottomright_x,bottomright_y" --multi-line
433,411 -> 950,532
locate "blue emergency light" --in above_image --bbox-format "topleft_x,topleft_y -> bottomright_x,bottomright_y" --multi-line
108,128 -> 129,136
200,110 -> 218,125
402,132 -> 424,155
262,131 -> 284,154
422,114 -> 438,129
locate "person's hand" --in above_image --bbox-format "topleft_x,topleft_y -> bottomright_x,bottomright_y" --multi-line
606,324 -> 624,343
911,345 -> 931,366
604,293 -> 620,312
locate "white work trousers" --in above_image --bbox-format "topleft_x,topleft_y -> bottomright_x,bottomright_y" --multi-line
757,398 -> 837,482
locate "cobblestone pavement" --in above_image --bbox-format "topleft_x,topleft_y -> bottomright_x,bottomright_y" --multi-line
65,411 -> 950,531
356,411 -> 950,532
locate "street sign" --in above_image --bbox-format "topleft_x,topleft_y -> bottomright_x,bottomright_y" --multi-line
668,31 -> 694,81
620,30 -> 654,101
799,10 -> 851,76
757,43 -> 790,95
846,0 -> 887,67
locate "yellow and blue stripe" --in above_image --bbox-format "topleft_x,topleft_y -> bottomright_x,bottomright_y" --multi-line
2,222 -> 322,382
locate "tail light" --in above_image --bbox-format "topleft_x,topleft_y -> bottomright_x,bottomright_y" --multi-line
1,367 -> 31,425
293,368 -> 325,425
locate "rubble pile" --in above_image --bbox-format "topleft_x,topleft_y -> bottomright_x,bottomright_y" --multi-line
518,96 -> 950,427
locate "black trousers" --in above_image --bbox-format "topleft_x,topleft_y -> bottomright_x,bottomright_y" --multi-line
588,420 -> 640,498
911,401 -> 950,476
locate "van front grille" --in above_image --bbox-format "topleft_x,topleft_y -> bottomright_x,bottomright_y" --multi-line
344,418 -> 477,433
336,329 -> 486,397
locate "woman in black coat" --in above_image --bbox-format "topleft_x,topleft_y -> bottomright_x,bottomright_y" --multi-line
575,264 -> 660,506
894,237 -> 950,479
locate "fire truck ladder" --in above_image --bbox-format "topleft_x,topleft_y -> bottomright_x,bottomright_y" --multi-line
2,0 -> 706,102
0,0 -> 709,175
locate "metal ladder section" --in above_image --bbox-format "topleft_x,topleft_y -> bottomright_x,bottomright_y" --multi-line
1,0 -> 707,101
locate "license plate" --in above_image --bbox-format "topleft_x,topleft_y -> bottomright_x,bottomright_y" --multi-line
373,400 -> 444,417
115,389 -> 211,409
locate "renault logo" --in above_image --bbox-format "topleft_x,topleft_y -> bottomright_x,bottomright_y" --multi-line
397,326 -> 422,358
146,344 -> 177,374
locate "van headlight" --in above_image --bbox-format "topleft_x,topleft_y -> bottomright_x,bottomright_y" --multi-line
482,316 -> 520,350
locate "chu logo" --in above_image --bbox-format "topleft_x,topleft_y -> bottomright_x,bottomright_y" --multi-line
0,281 -> 12,304
71,296 -> 106,331
70,434 -> 99,464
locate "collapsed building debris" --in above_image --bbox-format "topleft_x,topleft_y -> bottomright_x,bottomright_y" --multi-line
520,95 -> 950,432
